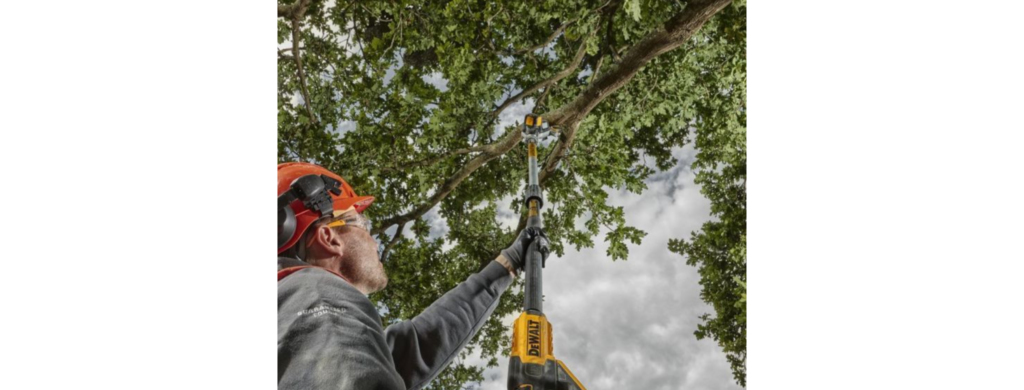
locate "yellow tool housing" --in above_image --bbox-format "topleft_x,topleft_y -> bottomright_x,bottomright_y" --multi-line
508,313 -> 586,390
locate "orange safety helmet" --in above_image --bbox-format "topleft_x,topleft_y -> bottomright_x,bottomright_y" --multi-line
278,162 -> 374,254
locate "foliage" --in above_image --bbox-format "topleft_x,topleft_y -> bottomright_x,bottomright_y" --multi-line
278,0 -> 745,387
667,2 -> 747,386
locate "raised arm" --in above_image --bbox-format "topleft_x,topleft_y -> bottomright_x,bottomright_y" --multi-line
384,260 -> 513,390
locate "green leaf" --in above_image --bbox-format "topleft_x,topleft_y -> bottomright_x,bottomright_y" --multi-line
624,0 -> 642,22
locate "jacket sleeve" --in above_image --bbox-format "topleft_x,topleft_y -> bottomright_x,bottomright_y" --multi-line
384,261 -> 513,390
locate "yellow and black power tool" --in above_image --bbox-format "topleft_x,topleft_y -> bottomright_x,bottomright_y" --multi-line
507,114 -> 587,390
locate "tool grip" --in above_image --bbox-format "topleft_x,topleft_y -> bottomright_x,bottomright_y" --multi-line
507,359 -> 587,390
523,239 -> 545,313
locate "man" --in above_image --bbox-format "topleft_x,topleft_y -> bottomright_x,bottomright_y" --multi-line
277,162 -> 547,389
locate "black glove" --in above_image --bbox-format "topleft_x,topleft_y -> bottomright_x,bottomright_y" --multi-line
501,227 -> 550,273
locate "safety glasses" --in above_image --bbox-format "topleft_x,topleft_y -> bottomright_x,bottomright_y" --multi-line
323,209 -> 386,261
325,209 -> 372,232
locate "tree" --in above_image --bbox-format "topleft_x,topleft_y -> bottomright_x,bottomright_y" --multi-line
278,0 -> 746,388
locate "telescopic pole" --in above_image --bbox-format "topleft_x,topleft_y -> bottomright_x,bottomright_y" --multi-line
523,114 -> 546,315
506,114 -> 587,390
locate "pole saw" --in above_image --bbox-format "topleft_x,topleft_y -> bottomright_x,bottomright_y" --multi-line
507,114 -> 587,390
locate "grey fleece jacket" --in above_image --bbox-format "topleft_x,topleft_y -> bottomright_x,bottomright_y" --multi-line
278,257 -> 513,390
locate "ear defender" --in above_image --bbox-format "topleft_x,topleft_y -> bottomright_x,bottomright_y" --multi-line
278,174 -> 343,251
279,200 -> 297,249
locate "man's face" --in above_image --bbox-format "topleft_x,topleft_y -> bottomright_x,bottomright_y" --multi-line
335,213 -> 387,294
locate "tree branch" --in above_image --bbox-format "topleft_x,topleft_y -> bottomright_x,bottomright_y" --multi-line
535,85 -> 553,111
601,0 -> 621,61
588,55 -> 605,84
371,128 -> 525,235
493,29 -> 595,116
514,19 -> 575,55
380,144 -> 493,173
278,4 -> 294,18
485,3 -> 505,27
379,222 -> 406,264
511,0 -> 614,55
278,0 -> 312,19
291,1 -> 317,125
277,46 -> 301,61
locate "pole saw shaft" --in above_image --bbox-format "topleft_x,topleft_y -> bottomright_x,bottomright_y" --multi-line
524,135 -> 544,314
507,114 -> 587,390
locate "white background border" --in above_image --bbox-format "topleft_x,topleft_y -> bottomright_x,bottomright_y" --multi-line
3,1 -> 1022,388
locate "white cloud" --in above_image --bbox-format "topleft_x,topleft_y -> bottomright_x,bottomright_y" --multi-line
424,203 -> 450,241
423,71 -> 449,91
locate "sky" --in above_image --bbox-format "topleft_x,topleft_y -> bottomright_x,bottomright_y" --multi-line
409,99 -> 743,389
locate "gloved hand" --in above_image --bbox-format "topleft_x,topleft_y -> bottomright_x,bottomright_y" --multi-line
500,227 -> 550,274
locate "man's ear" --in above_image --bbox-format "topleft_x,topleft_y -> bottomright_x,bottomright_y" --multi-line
309,223 -> 345,257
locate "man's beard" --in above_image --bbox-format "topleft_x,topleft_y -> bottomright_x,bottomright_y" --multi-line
340,235 -> 388,293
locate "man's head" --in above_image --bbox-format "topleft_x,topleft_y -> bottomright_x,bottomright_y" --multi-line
300,209 -> 387,294
278,163 -> 386,294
